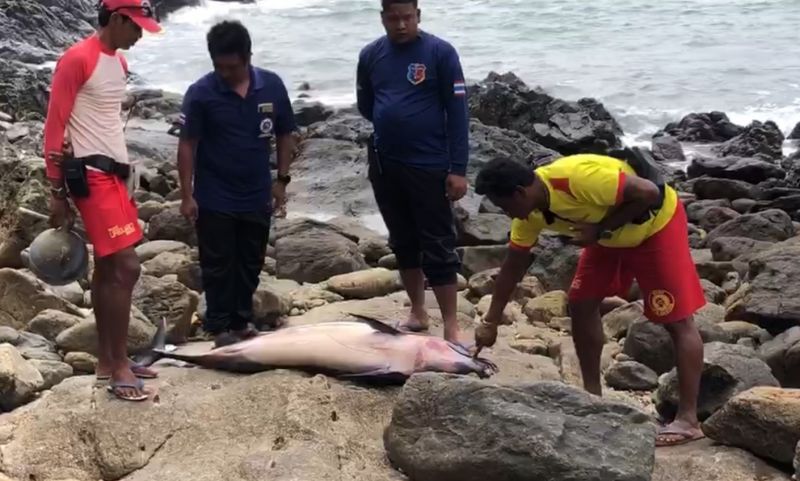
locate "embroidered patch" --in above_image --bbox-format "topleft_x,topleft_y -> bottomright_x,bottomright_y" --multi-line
453,80 -> 466,96
648,289 -> 675,317
407,63 -> 427,85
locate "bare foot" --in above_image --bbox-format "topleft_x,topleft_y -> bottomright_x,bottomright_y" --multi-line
655,419 -> 705,447
97,359 -> 158,379
396,308 -> 429,332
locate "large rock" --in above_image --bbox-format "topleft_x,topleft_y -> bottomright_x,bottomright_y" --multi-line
384,374 -> 655,481
758,326 -> 800,387
249,275 -> 299,326
528,232 -> 581,291
132,274 -> 199,344
713,120 -> 785,161
523,290 -> 568,325
15,330 -> 60,362
604,360 -> 659,391
0,343 -> 44,411
0,268 -> 82,331
0,368 -> 400,481
325,268 -> 402,299
24,309 -> 83,342
710,236 -> 774,261
651,134 -> 686,163
468,71 -> 623,155
28,359 -> 73,390
653,342 -> 780,421
685,199 -> 731,224
141,250 -> 194,277
691,177 -> 762,201
705,209 -> 795,245
55,307 -> 156,356
146,206 -> 197,246
467,119 -> 561,180
658,111 -> 744,143
275,218 -> 369,284
688,155 -> 785,184
0,59 -> 52,120
456,212 -> 510,246
134,239 -> 190,262
727,239 -> 800,332
458,245 -> 507,278
603,301 -> 644,340
652,438 -> 792,481
702,387 -> 800,465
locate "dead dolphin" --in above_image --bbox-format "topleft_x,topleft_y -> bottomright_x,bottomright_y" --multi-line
153,317 -> 498,382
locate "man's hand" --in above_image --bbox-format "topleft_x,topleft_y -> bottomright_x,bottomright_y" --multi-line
272,180 -> 287,212
446,174 -> 468,201
473,320 -> 499,357
48,196 -> 75,230
180,196 -> 198,223
569,222 -> 605,246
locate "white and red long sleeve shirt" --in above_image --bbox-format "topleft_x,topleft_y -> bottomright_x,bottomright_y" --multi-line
43,34 -> 133,187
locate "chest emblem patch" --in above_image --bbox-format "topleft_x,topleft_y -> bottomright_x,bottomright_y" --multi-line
259,118 -> 274,138
407,63 -> 427,85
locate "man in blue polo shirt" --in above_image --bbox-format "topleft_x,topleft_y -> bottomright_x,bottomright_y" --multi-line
177,20 -> 297,347
356,0 -> 470,346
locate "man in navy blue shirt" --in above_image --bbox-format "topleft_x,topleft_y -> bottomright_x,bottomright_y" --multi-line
177,20 -> 297,347
357,0 -> 470,346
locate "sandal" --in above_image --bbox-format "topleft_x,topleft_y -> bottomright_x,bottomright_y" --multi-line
106,378 -> 149,402
96,360 -> 158,380
655,426 -> 705,447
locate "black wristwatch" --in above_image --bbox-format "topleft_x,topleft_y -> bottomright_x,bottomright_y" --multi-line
276,173 -> 291,185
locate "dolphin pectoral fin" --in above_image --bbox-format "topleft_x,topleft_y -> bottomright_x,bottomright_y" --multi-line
338,367 -> 409,385
346,314 -> 402,336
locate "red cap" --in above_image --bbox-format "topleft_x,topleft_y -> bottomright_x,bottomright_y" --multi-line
102,0 -> 162,33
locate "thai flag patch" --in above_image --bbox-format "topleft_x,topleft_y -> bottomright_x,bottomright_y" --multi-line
453,81 -> 466,96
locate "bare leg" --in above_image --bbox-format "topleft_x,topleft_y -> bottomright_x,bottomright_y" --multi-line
93,247 -> 149,399
398,268 -> 429,331
657,317 -> 704,446
568,298 -> 605,396
431,283 -> 460,344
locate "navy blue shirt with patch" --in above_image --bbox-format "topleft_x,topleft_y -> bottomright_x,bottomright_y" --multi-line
179,66 -> 296,212
356,31 -> 469,175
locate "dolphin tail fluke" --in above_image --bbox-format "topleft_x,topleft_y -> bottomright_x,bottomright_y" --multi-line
131,316 -> 168,367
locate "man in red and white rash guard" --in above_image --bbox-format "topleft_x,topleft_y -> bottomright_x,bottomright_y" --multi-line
43,0 -> 161,402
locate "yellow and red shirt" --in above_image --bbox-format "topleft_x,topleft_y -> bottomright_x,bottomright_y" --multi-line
509,154 -> 678,249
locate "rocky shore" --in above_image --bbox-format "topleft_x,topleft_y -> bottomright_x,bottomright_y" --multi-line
3,1 -> 800,481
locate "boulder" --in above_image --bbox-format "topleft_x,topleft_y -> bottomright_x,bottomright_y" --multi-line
134,239 -> 191,262
528,232 -> 582,291
603,301 -> 644,340
467,119 -> 561,180
358,237 -> 392,265
476,296 -> 526,325
710,236 -> 774,262
0,326 -> 20,345
523,291 -> 568,325
713,120 -> 785,161
718,321 -> 771,345
653,342 -> 780,421
25,309 -> 83,343
658,111 -> 743,143
146,207 -> 197,246
705,209 -> 795,245
700,279 -> 727,304
0,268 -> 82,331
0,343 -> 44,412
136,199 -> 167,222
694,303 -> 726,326
652,438 -> 793,481
758,327 -> 800,387
458,245 -> 507,278
28,359 -> 73,390
731,198 -> 757,213
325,268 -> 402,300
292,99 -> 334,127
176,261 -> 202,292
55,307 -> 156,356
275,219 -> 368,284
702,386 -> 800,465
132,275 -> 199,344
15,330 -> 60,362
0,59 -> 52,120
696,205 -> 741,232
728,240 -> 800,332
64,351 -> 97,374
467,71 -> 623,155
513,275 -> 547,303
651,134 -> 685,163
690,177 -> 762,201
688,155 -> 785,184
141,250 -> 194,277
686,199 -> 731,224
468,268 -> 500,298
789,122 -> 800,140
604,361 -> 659,391
384,374 -> 655,481
456,213 -> 510,246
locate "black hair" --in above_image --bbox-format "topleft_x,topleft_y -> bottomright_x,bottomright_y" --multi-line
206,20 -> 252,61
98,3 -> 112,26
475,158 -> 535,198
381,0 -> 418,10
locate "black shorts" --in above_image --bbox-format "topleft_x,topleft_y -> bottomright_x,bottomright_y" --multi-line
367,142 -> 460,287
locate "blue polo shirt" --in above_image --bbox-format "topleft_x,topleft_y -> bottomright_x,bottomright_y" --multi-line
179,66 -> 296,212
356,31 -> 469,175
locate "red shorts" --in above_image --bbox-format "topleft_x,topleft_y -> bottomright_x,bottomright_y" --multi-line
568,202 -> 706,323
72,171 -> 143,258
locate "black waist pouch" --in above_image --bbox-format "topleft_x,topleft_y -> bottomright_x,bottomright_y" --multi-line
62,157 -> 90,198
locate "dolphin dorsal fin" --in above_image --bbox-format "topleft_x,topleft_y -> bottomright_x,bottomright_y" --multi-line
347,313 -> 402,335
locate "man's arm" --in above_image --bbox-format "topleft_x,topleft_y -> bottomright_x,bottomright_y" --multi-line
438,43 -> 469,176
42,52 -> 87,185
177,137 -> 197,200
597,175 -> 661,233
176,84 -> 204,220
484,247 -> 534,324
356,48 -> 374,122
